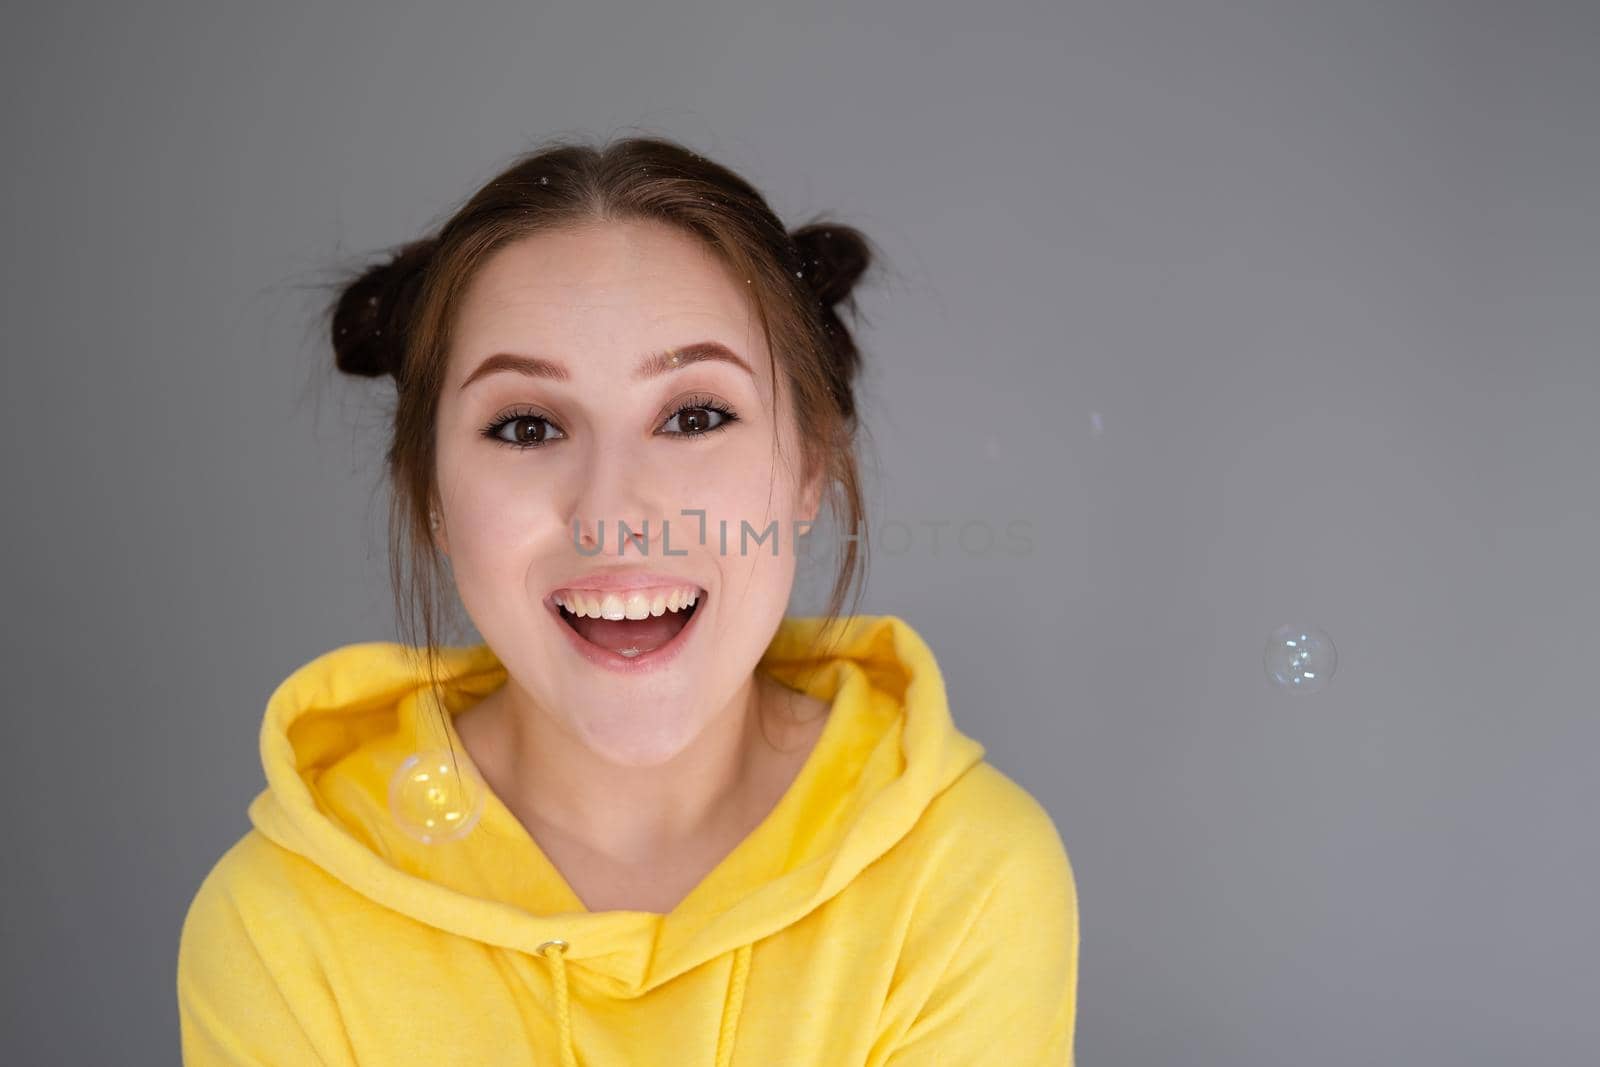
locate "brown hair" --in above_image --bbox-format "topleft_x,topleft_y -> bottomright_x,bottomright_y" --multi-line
323,135 -> 878,727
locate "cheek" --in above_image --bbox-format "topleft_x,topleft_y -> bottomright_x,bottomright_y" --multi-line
453,465 -> 554,520
436,451 -> 557,574
690,440 -> 799,520
696,454 -> 808,580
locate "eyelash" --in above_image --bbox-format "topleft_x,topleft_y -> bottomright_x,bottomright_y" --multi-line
480,394 -> 741,451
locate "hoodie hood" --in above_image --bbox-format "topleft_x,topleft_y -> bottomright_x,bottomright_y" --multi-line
246,613 -> 986,1061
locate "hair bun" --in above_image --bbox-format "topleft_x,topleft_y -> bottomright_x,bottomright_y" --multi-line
332,238 -> 436,380
790,222 -> 874,424
791,223 -> 871,308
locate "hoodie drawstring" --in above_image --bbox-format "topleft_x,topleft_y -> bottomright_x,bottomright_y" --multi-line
715,943 -> 751,1067
537,940 -> 580,1067
537,940 -> 752,1066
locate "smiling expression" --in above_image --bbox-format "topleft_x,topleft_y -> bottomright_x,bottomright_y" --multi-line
429,218 -> 824,765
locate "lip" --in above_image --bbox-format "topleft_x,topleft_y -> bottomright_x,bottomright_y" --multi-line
546,566 -> 708,598
543,585 -> 707,675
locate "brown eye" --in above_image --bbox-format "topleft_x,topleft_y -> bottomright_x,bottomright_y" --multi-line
678,407 -> 716,433
661,397 -> 738,437
484,413 -> 566,449
511,417 -> 549,445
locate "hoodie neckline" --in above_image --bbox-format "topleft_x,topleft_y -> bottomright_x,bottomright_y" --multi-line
414,643 -> 846,919
247,614 -> 987,997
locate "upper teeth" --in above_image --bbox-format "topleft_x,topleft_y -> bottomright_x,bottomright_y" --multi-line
555,586 -> 701,621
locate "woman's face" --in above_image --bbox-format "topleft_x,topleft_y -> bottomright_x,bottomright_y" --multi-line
432,219 -> 822,767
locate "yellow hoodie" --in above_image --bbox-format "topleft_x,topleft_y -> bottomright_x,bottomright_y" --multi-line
177,614 -> 1079,1065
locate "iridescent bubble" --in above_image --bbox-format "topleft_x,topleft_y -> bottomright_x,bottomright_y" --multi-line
1264,624 -> 1337,693
388,749 -> 486,844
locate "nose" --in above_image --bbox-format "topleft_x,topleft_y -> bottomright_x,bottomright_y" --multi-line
565,438 -> 667,557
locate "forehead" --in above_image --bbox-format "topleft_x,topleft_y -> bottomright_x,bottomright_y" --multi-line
448,219 -> 767,384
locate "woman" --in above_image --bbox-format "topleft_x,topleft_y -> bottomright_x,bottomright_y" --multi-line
177,137 -> 1079,1065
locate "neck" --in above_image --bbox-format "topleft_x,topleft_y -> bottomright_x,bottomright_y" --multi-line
472,673 -> 770,866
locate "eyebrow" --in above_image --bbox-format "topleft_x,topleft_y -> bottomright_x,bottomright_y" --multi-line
457,340 -> 755,393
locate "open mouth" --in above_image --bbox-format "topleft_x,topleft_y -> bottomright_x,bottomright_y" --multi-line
548,585 -> 706,667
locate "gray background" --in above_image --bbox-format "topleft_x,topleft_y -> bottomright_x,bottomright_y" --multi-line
4,1 -> 1595,1063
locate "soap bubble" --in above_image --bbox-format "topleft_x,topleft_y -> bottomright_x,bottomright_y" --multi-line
1264,624 -> 1337,693
388,749 -> 486,844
